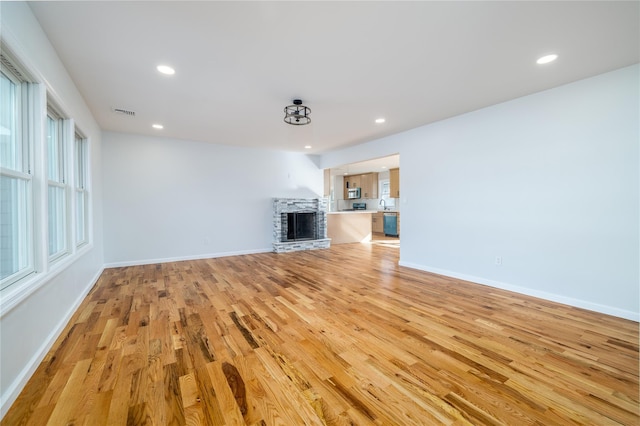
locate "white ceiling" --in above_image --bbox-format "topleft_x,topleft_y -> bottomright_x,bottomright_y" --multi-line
29,1 -> 639,155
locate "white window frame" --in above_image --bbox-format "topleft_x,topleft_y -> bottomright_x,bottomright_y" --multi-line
74,131 -> 89,248
0,59 -> 36,290
46,106 -> 71,263
0,40 -> 94,311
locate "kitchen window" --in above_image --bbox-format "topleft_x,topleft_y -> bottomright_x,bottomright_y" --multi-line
379,179 -> 395,208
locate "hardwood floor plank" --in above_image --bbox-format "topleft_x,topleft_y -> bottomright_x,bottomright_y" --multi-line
3,243 -> 638,425
163,362 -> 185,425
206,362 -> 246,425
105,378 -> 129,425
35,363 -> 75,409
44,358 -> 92,425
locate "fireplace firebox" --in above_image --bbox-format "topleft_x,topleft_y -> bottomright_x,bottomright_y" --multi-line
283,212 -> 317,241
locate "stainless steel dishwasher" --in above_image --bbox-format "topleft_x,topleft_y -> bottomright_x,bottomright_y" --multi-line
383,212 -> 398,237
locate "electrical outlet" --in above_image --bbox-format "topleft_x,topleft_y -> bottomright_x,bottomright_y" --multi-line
204,237 -> 211,245
495,256 -> 502,266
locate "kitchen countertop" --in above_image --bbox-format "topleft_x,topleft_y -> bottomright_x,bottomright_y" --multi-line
327,210 -> 374,214
327,210 -> 399,214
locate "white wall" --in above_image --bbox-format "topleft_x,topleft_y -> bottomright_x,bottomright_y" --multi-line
102,132 -> 323,265
0,3 -> 105,417
321,65 -> 639,321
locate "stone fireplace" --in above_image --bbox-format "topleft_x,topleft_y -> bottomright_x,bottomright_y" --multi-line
273,198 -> 331,253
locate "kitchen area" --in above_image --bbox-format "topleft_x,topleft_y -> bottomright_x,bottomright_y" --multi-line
325,155 -> 400,245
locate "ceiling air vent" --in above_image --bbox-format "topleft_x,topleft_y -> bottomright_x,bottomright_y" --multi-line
111,107 -> 136,117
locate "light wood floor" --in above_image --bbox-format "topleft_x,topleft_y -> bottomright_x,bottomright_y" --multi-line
4,243 -> 638,425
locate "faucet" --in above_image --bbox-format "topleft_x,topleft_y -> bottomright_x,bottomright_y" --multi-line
379,199 -> 386,210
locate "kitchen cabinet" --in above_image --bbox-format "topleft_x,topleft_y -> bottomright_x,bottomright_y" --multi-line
347,175 -> 361,190
389,168 -> 400,198
372,212 -> 384,233
359,174 -> 371,198
343,172 -> 378,199
360,172 -> 378,199
343,175 -> 361,199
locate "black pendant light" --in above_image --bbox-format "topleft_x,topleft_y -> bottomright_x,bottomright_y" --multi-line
284,99 -> 311,125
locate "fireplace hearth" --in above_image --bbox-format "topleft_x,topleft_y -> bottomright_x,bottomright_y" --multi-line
273,198 -> 330,253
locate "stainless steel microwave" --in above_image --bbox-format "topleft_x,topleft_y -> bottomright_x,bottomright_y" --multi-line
347,187 -> 361,199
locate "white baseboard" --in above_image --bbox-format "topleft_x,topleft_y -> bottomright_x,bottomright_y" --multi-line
103,248 -> 273,268
0,267 -> 104,419
398,261 -> 639,322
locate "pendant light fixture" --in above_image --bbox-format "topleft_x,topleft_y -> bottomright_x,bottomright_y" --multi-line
284,99 -> 311,125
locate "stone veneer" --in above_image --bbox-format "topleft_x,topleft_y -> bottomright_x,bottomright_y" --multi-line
273,198 -> 331,253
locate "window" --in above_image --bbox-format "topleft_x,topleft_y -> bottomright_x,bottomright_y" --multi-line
379,179 -> 395,208
0,50 -> 91,294
47,109 -> 69,260
0,61 -> 34,289
74,133 -> 88,247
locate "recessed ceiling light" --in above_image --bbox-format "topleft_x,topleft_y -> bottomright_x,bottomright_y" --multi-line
536,54 -> 558,65
381,166 -> 387,169
375,118 -> 386,124
156,65 -> 175,75
304,145 -> 312,149
152,124 -> 164,129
